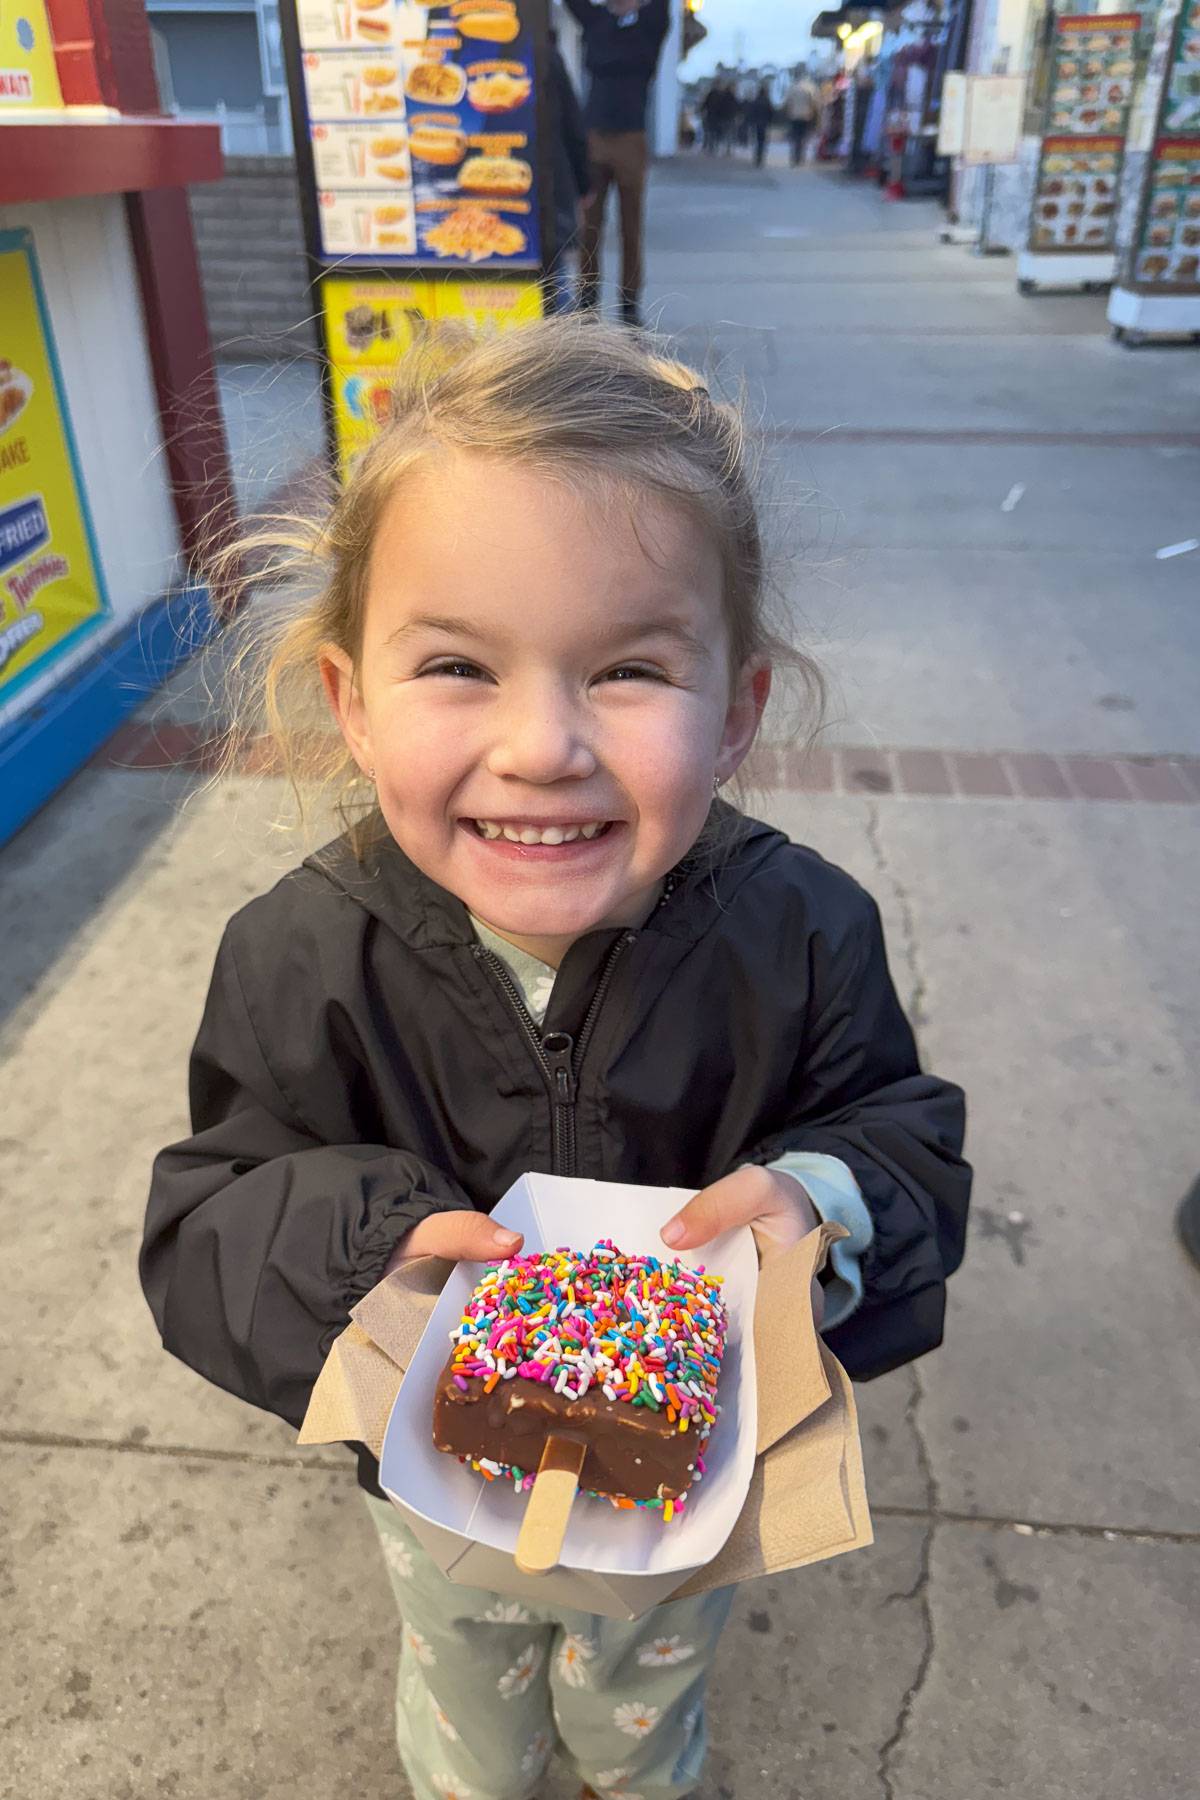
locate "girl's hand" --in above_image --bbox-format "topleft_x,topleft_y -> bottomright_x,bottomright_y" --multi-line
660,1165 -> 825,1325
384,1212 -> 523,1279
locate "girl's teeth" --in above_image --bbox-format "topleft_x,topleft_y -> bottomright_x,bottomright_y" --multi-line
476,821 -> 608,844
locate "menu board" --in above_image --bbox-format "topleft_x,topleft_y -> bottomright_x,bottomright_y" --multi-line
1030,136 -> 1123,249
1124,0 -> 1200,293
1028,13 -> 1140,254
1163,0 -> 1200,131
322,273 -> 542,470
1132,139 -> 1200,284
296,0 -> 541,269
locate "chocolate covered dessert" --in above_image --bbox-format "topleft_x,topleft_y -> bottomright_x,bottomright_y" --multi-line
433,1240 -> 727,1520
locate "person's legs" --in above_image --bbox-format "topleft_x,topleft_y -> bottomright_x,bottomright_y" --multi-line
366,1497 -> 558,1800
579,133 -> 615,312
610,130 -> 649,324
754,121 -> 767,167
550,1585 -> 736,1798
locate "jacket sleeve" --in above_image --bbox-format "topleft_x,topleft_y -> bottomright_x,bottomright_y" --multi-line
739,893 -> 970,1380
139,925 -> 474,1429
641,0 -> 670,61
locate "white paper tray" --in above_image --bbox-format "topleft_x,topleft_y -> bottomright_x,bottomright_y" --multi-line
379,1173 -> 758,1602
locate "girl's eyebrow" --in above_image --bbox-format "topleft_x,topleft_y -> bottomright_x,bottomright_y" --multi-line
384,614 -> 711,658
384,613 -> 486,649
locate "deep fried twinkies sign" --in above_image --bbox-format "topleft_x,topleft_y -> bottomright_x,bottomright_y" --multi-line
0,232 -> 107,702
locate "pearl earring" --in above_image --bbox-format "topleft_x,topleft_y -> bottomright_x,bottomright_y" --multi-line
713,774 -> 723,793
366,766 -> 376,782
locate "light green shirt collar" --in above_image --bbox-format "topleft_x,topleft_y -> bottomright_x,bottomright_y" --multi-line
470,916 -> 558,1025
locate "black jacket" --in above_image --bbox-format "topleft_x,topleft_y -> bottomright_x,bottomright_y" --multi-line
563,0 -> 670,134
141,814 -> 970,1490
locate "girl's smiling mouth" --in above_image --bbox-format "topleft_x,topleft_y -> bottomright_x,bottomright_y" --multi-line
462,818 -> 619,848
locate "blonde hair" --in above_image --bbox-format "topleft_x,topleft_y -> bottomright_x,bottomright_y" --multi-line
208,315 -> 823,863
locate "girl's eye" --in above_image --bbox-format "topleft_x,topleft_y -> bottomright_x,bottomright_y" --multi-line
598,664 -> 668,684
421,659 -> 488,681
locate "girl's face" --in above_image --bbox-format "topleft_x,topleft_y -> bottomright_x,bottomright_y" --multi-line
322,451 -> 768,966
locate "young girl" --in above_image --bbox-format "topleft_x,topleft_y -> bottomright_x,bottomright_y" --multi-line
141,319 -> 970,1800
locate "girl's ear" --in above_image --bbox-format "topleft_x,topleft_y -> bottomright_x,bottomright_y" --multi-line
319,644 -> 374,777
717,659 -> 771,781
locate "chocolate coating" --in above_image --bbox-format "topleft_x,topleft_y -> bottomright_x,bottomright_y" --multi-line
433,1366 -> 696,1502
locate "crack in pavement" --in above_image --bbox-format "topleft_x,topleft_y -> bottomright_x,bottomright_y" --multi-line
864,800 -> 928,1033
862,801 -> 938,1798
876,1369 -> 939,1800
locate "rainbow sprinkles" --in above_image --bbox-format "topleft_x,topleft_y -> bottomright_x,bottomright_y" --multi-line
431,1240 -> 728,1519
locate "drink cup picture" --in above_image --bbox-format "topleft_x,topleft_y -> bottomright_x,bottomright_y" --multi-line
335,2 -> 352,40
342,72 -> 362,112
348,135 -> 367,177
354,207 -> 373,247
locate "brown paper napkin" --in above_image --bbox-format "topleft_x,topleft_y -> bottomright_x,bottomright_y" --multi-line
299,1225 -> 872,1587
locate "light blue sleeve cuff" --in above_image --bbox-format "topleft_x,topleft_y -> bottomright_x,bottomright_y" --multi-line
766,1151 -> 874,1332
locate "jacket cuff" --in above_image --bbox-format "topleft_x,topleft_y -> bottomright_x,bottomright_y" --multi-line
766,1152 -> 874,1331
347,1194 -> 474,1310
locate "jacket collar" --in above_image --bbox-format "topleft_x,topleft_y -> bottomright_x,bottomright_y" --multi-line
303,803 -> 788,953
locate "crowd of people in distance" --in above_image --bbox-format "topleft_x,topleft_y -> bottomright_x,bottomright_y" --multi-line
695,66 -> 821,168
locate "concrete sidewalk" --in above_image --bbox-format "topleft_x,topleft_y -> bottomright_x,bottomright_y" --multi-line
3,154 -> 1199,1800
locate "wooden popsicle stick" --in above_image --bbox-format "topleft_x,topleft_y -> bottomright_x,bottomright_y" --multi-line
514,1435 -> 586,1575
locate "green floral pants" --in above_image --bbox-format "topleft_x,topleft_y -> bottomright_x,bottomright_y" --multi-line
364,1496 -> 735,1800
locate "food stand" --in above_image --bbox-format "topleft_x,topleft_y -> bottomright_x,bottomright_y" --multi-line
1108,0 -> 1200,342
1017,10 -> 1142,293
0,0 -> 231,845
280,0 -> 555,474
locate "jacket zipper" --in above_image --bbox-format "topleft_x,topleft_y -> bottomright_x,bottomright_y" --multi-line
473,931 -> 636,1176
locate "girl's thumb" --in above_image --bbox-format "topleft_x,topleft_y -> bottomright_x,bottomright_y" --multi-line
398,1209 -> 524,1266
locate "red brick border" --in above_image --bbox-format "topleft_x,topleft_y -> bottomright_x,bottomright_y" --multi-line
98,721 -> 1200,804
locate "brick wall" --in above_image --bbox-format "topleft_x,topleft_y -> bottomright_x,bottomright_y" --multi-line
189,156 -> 318,358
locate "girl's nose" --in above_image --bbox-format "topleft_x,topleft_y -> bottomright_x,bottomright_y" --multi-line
485,685 -> 598,786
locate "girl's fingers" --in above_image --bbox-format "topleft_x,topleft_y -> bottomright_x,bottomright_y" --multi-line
660,1168 -> 773,1250
389,1211 -> 523,1271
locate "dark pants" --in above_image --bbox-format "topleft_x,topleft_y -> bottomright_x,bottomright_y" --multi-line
753,121 -> 769,167
579,128 -> 648,317
789,119 -> 811,166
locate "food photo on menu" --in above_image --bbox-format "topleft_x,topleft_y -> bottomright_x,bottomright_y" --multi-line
298,0 -> 540,267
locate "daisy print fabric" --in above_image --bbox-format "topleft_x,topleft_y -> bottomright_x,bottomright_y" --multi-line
636,1635 -> 695,1668
557,1632 -> 595,1687
613,1700 -> 661,1738
497,1642 -> 544,1700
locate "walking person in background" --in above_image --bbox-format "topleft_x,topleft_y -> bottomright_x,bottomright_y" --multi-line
749,79 -> 774,169
783,63 -> 819,166
699,79 -> 724,153
566,0 -> 670,328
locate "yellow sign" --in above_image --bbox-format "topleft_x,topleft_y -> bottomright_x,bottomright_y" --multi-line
322,274 -> 542,475
0,0 -> 64,109
0,233 -> 107,699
